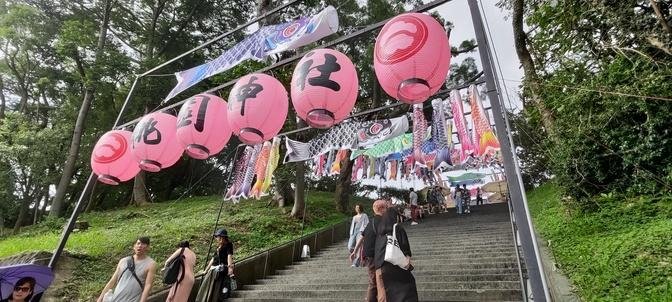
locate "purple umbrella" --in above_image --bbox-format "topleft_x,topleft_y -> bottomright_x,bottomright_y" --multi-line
0,264 -> 54,300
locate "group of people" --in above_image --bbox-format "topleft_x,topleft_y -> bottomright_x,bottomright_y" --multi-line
453,185 -> 484,215
96,229 -> 235,302
348,200 -> 419,302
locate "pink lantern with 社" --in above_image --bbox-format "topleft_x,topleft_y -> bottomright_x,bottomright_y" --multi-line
91,130 -> 140,185
227,73 -> 288,144
291,48 -> 359,129
176,94 -> 232,159
131,112 -> 183,172
374,13 -> 451,104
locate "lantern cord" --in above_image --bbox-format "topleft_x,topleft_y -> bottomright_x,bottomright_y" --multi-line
169,145 -> 240,204
203,143 -> 244,271
276,72 -> 484,138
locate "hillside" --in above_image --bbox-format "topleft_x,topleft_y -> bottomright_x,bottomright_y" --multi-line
0,192 -> 370,301
527,183 -> 672,301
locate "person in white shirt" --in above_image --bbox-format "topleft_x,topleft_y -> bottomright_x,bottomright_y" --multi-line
408,188 -> 419,225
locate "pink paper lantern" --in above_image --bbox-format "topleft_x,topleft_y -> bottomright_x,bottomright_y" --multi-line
374,13 -> 451,104
91,130 -> 140,185
131,112 -> 183,172
227,73 -> 288,144
291,48 -> 359,129
176,94 -> 232,159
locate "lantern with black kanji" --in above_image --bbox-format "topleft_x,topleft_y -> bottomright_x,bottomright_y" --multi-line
176,94 -> 231,159
227,73 -> 288,145
291,48 -> 358,129
131,112 -> 183,172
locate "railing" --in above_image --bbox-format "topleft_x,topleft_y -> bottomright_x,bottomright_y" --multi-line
507,197 -> 530,302
148,217 -> 350,301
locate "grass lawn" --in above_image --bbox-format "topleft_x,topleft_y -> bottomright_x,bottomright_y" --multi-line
0,191 -> 370,301
527,183 -> 672,301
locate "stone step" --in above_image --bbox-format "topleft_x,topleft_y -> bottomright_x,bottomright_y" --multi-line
318,242 -> 517,255
235,203 -> 524,302
284,262 -> 519,274
272,267 -> 521,277
321,238 -> 515,251
256,273 -> 522,285
229,299 -> 522,302
243,280 -> 523,291
297,255 -> 518,266
232,289 -> 523,301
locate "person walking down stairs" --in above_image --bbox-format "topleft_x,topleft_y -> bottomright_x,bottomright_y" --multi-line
348,204 -> 369,267
408,188 -> 419,225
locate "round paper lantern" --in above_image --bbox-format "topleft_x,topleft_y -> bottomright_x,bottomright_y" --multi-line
176,94 -> 232,159
91,130 -> 140,185
227,73 -> 288,144
374,13 -> 451,104
131,112 -> 183,172
291,48 -> 358,129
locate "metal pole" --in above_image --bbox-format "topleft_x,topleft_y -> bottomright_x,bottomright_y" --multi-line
467,0 -> 550,300
48,75 -> 142,269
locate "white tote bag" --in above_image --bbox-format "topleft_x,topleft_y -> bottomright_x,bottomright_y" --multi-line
384,223 -> 409,268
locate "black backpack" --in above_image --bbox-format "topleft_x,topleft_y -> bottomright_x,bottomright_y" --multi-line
163,247 -> 186,285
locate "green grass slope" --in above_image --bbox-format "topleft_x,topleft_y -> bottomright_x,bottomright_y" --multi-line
527,183 -> 672,301
0,192 -> 370,301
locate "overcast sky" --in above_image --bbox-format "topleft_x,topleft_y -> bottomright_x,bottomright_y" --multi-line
431,0 -> 523,111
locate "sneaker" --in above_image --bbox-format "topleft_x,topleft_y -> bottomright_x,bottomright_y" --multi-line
411,222 -> 419,225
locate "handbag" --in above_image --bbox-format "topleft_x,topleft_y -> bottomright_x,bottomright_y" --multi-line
384,223 -> 409,268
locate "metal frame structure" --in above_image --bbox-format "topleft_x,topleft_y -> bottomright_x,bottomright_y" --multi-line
48,0 -> 457,269
467,0 -> 550,300
47,1 -> 551,301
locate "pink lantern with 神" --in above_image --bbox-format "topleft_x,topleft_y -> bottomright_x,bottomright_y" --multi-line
227,73 -> 288,144
91,130 -> 140,185
374,13 -> 451,104
291,48 -> 358,129
131,112 -> 183,172
176,94 -> 232,159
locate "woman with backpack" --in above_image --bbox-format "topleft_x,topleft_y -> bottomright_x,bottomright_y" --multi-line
163,241 -> 196,302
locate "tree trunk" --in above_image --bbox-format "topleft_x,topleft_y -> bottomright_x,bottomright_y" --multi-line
334,150 -> 355,213
13,197 -> 30,234
0,77 -> 5,119
49,0 -> 113,217
32,187 -> 47,225
291,162 -> 306,218
651,0 -> 672,35
132,170 -> 150,206
511,0 -> 555,135
40,191 -> 49,218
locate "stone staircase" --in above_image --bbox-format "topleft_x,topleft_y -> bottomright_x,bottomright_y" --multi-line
230,203 -> 525,301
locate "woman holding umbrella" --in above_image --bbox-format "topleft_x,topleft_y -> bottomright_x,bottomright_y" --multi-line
1,277 -> 35,302
0,263 -> 54,302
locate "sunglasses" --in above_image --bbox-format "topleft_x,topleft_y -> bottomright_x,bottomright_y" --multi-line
14,286 -> 31,293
